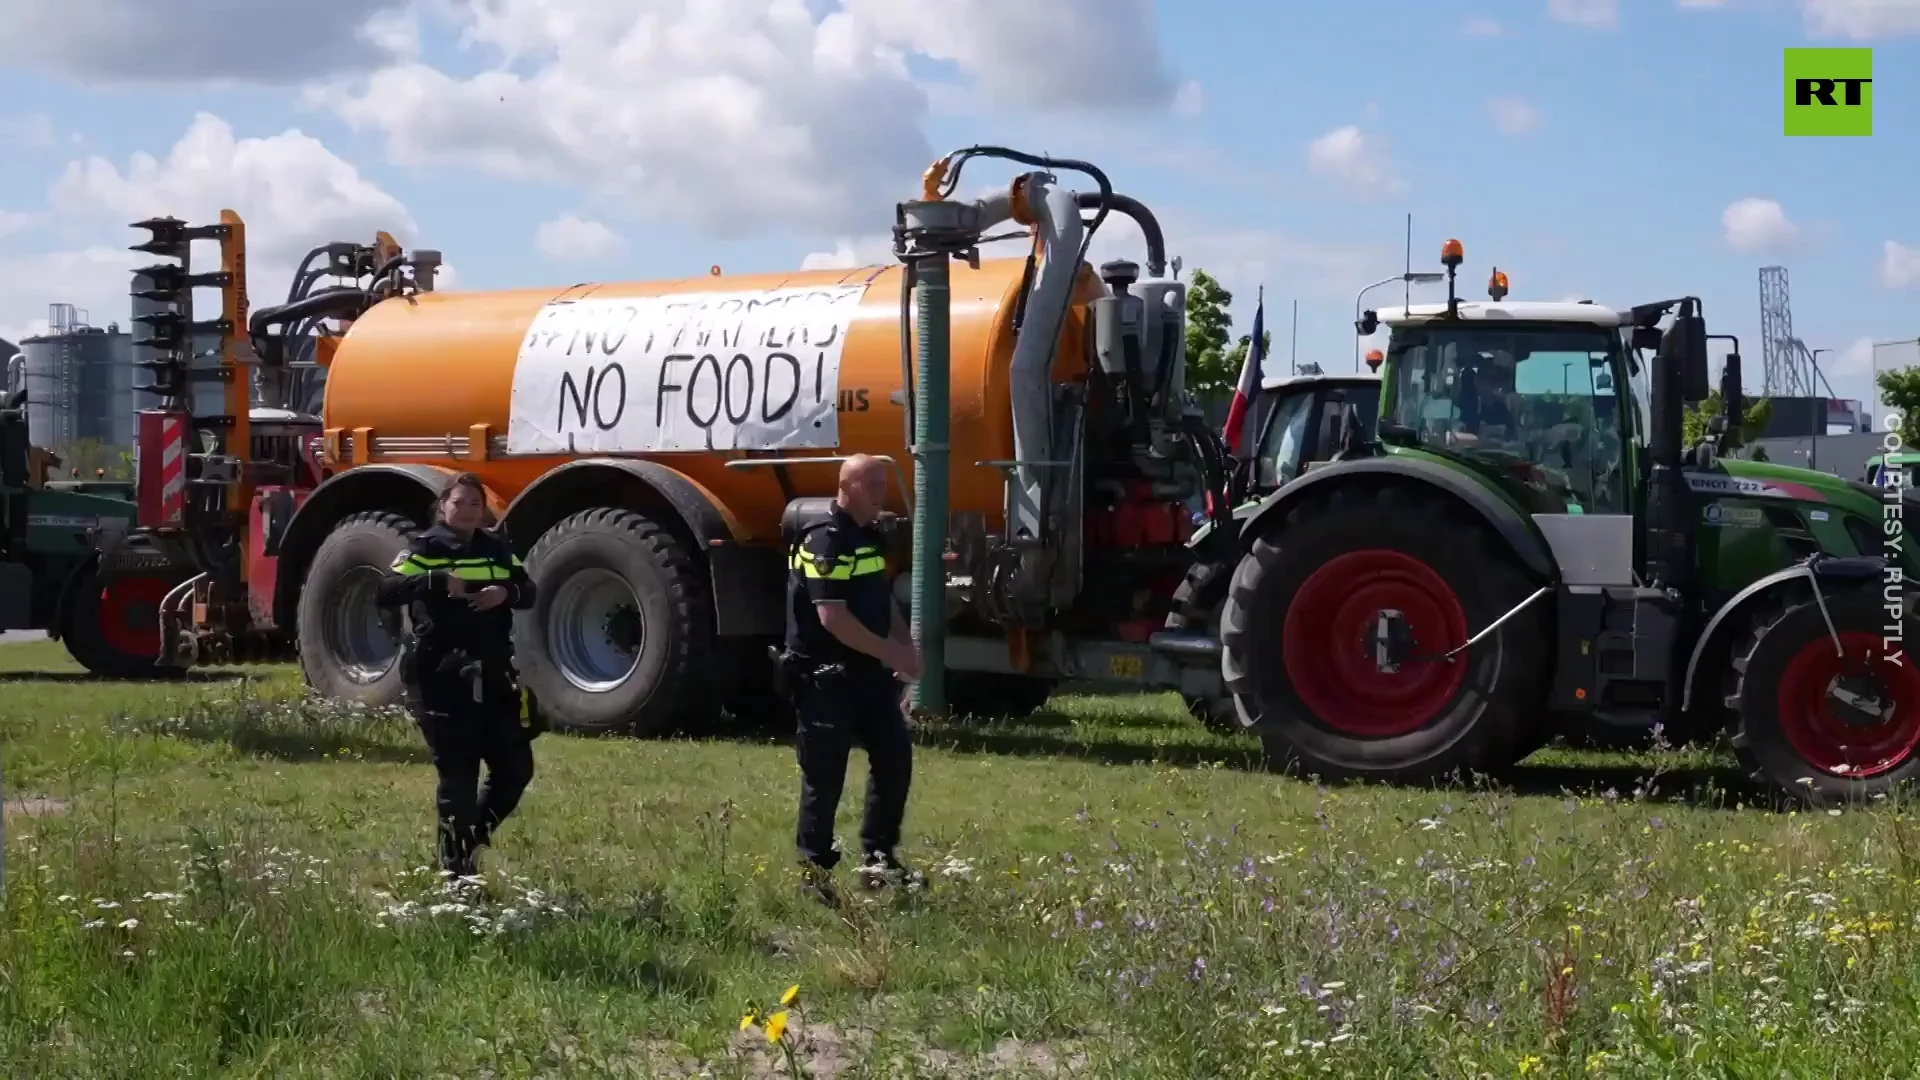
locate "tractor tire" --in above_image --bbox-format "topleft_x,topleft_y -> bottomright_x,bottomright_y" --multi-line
60,563 -> 186,679
1183,693 -> 1242,733
1219,483 -> 1552,784
945,672 -> 1055,722
519,508 -> 716,737
1167,560 -> 1241,734
1727,582 -> 1920,807
297,511 -> 418,707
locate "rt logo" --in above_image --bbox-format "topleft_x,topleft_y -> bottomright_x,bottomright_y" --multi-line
1784,47 -> 1872,136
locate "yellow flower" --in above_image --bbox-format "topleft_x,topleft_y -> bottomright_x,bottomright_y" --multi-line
764,1010 -> 790,1043
739,1013 -> 756,1031
781,984 -> 801,1006
1517,1054 -> 1544,1075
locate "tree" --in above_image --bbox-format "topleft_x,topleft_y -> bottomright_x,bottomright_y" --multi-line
1223,330 -> 1274,383
1682,392 -> 1773,451
1876,366 -> 1920,450
55,437 -> 133,479
1183,269 -> 1236,400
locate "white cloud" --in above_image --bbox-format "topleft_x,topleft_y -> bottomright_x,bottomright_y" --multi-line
1802,0 -> 1920,37
312,0 -> 1177,239
0,0 -> 412,83
1549,0 -> 1620,28
1880,240 -> 1920,288
1172,80 -> 1205,116
1831,335 -> 1879,378
1486,97 -> 1542,134
1305,126 -> 1402,198
0,113 -> 412,343
839,0 -> 1176,110
0,212 -> 43,238
1462,15 -> 1506,34
0,247 -> 148,344
0,113 -> 56,148
1678,0 -> 1728,7
535,214 -> 627,263
1721,197 -> 1800,254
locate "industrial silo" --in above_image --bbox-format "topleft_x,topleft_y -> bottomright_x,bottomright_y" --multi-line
20,303 -> 135,452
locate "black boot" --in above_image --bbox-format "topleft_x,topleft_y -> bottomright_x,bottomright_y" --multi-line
857,851 -> 926,892
798,861 -> 839,908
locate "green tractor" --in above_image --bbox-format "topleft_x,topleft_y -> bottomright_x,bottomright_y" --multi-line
1,370 -> 184,677
1214,242 -> 1918,805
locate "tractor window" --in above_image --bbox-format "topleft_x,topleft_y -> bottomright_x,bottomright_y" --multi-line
1382,324 -> 1629,512
1254,391 -> 1315,489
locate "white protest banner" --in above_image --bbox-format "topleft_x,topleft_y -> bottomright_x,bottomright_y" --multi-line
507,284 -> 871,454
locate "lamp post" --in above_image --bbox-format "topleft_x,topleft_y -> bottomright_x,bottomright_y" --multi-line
1355,272 -> 1444,371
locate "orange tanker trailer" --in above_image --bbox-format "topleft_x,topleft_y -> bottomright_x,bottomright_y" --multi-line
146,147 -> 1239,733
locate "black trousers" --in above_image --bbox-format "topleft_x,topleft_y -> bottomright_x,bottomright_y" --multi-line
409,684 -> 535,874
793,670 -> 912,870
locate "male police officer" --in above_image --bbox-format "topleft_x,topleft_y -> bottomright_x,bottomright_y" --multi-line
377,472 -> 538,880
783,454 -> 922,906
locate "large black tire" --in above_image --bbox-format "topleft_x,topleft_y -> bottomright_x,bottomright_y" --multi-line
946,672 -> 1056,722
60,562 -> 186,679
518,508 -> 715,736
1728,582 -> 1920,807
1167,561 -> 1241,734
297,511 -> 417,707
1219,483 -> 1552,783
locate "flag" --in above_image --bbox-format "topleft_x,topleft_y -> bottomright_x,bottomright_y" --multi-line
1221,287 -> 1264,454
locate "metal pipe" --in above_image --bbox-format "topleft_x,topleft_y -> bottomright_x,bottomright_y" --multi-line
910,252 -> 952,714
1005,178 -> 1084,542
1076,192 -> 1164,277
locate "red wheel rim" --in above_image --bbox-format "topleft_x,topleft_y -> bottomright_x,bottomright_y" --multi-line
98,577 -> 168,660
1776,631 -> 1920,778
1280,549 -> 1469,737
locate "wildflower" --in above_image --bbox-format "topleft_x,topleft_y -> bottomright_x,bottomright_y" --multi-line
764,1010 -> 790,1043
781,984 -> 801,1006
1517,1054 -> 1544,1075
739,1013 -> 756,1031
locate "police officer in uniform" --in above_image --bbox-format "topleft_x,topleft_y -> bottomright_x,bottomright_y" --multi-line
781,454 -> 923,906
377,472 -> 538,880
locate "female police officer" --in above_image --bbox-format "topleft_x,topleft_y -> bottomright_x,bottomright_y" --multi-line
377,472 -> 537,879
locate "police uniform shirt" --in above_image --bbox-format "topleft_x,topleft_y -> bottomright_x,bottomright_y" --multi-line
786,505 -> 892,671
383,524 -> 531,658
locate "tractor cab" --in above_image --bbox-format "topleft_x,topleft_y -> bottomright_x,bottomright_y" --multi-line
1358,290 -> 1642,518
1239,372 -> 1380,500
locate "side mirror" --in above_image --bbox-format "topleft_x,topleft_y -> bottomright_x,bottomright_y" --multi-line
1661,313 -> 1710,403
1631,326 -> 1663,352
1355,310 -> 1379,336
1596,373 -> 1614,391
1720,351 -> 1745,438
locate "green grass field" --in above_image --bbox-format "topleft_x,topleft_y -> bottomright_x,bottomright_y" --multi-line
2,636 -> 1916,1077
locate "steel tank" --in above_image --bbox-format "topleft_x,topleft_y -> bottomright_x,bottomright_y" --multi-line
20,306 -> 136,450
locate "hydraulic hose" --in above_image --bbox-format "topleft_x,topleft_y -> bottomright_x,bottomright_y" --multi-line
1076,192 -> 1165,277
898,257 -> 915,449
248,286 -> 366,339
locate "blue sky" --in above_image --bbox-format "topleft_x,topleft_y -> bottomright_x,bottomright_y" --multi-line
0,0 -> 1914,420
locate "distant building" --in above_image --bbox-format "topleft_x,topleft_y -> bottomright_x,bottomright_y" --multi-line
19,305 -> 134,450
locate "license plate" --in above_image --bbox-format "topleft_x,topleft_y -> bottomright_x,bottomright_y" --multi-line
1109,654 -> 1144,679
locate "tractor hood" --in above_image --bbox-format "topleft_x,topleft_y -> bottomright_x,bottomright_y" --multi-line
26,487 -> 138,558
1715,458 -> 1883,520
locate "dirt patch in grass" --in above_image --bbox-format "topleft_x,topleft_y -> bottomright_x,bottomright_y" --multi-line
3,796 -> 70,821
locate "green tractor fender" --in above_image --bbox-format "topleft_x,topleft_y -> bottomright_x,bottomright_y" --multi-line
1679,554 -> 1889,713
1235,455 -> 1558,582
